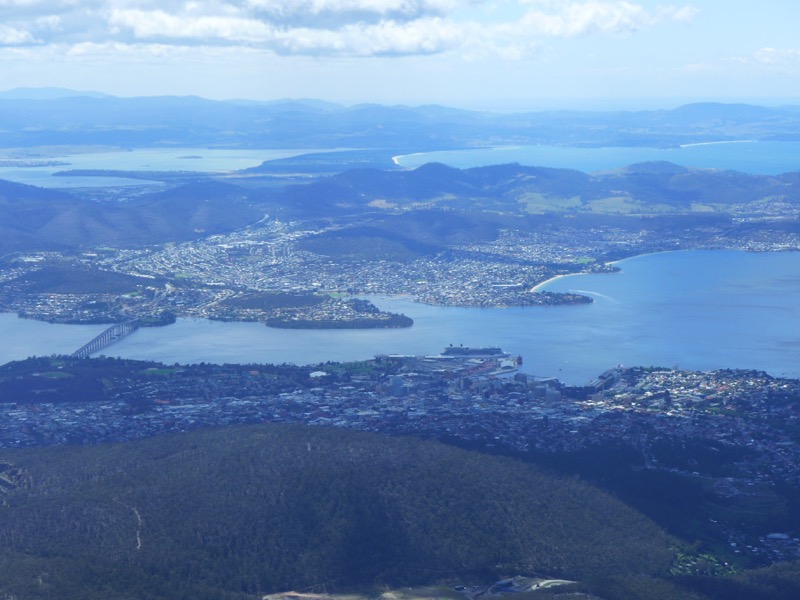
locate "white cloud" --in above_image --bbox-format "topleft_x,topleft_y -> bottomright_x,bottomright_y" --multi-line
35,14 -> 60,26
519,1 -> 689,37
753,47 -> 800,67
108,9 -> 273,42
0,0 -> 700,58
274,17 -> 464,55
662,5 -> 699,22
0,25 -> 37,45
0,0 -> 52,6
243,0 -> 471,19
107,8 -> 466,55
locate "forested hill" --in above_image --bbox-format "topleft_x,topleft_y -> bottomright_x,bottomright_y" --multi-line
274,160 -> 800,217
0,423 -> 675,599
2,160 -> 799,254
0,179 -> 261,253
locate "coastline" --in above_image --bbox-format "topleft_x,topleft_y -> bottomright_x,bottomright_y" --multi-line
391,152 -> 425,166
390,141 -> 799,175
391,145 -> 502,167
533,248 -> 782,293
2,250 -> 800,381
607,249 -> 684,267
529,273 -> 579,292
678,139 -> 756,148
531,249 -> 685,292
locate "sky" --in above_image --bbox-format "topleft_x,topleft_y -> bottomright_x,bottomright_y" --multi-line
0,0 -> 799,110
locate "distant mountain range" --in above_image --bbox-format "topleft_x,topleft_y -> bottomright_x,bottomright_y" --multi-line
0,91 -> 799,149
0,87 -> 111,100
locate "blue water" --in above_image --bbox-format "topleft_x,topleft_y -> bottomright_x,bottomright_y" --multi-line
0,148 -> 326,188
1,250 -> 798,385
0,316 -> 108,360
3,141 -> 798,189
395,141 -> 800,175
534,250 -> 800,381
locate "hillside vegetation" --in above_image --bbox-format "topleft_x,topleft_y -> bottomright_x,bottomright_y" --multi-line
277,161 -> 800,218
0,178 -> 261,253
0,424 -> 676,599
1,160 -> 798,255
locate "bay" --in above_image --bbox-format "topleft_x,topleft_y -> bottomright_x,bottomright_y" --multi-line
0,147 -> 326,188
394,141 -> 800,175
1,250 -> 798,386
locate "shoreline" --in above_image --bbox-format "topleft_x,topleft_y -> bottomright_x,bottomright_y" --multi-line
391,145 -> 501,167
529,273 -> 579,292
531,247 -> 791,293
679,139 -> 756,148
2,249 -> 800,382
607,248 -> 683,267
390,140 -> 797,176
531,249 -> 686,292
391,151 -> 424,166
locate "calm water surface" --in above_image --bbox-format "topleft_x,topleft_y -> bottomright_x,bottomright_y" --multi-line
0,148 -> 327,188
4,140 -> 799,189
1,250 -> 798,385
395,141 -> 800,175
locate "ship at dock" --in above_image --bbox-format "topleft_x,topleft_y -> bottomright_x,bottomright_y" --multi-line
376,346 -> 522,376
435,345 -> 523,375
441,345 -> 508,358
440,345 -> 522,365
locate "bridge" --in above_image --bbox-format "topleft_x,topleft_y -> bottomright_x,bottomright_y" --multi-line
72,319 -> 140,358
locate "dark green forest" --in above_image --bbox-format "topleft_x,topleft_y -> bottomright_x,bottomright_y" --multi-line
0,424 -> 676,599
0,423 -> 798,599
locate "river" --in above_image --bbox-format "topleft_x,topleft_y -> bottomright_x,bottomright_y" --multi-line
1,250 -> 798,385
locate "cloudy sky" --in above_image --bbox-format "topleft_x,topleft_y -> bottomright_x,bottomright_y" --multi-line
0,0 -> 798,109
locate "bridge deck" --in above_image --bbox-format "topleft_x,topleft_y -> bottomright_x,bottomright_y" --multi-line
72,319 -> 140,358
